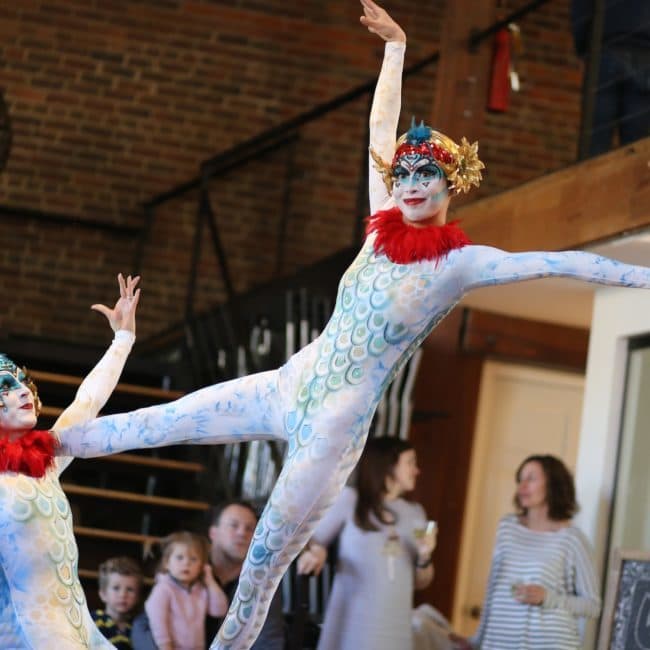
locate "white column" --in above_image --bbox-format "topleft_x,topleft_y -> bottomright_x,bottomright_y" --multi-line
575,286 -> 650,648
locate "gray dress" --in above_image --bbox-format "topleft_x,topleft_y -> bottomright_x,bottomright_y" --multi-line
313,486 -> 426,650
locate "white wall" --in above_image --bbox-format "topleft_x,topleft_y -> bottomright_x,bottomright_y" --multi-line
575,286 -> 650,648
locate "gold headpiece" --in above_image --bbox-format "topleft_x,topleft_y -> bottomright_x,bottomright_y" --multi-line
370,121 -> 485,195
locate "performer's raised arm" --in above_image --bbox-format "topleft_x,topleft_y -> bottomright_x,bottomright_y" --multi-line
53,273 -> 140,472
364,0 -> 406,214
363,0 -> 483,263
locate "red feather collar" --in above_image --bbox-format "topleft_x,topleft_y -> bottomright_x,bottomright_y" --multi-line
0,429 -> 58,478
366,207 -> 471,264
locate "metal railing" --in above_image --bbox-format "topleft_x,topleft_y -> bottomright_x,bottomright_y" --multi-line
134,0 -> 555,362
575,0 -> 650,158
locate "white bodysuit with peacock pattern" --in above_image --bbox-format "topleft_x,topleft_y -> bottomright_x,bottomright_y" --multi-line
0,331 -> 134,649
57,42 -> 650,650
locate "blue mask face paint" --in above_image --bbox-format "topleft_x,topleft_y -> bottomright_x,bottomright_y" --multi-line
391,154 -> 449,223
0,372 -> 26,394
0,355 -> 27,394
0,355 -> 41,416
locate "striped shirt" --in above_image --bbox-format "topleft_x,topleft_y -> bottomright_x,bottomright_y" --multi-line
472,514 -> 601,650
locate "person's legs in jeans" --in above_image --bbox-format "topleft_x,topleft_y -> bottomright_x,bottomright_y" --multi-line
589,52 -> 621,156
619,54 -> 650,145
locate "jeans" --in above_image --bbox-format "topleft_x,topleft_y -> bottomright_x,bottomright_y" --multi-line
589,48 -> 650,156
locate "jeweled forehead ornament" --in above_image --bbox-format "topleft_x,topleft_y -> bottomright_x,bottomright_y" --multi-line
370,120 -> 485,195
0,353 -> 42,416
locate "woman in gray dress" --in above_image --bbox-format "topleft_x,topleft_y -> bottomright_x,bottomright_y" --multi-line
298,437 -> 436,650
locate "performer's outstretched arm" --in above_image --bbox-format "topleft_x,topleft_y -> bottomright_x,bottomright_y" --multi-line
53,273 -> 139,473
460,245 -> 650,292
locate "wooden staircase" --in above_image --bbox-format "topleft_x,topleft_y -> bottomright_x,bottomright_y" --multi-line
35,369 -> 212,608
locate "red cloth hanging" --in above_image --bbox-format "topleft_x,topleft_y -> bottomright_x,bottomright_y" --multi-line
487,28 -> 511,112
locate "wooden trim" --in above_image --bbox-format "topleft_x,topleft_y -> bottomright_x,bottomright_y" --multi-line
411,309 -> 482,617
457,137 -> 650,251
74,525 -> 160,545
40,405 -> 62,418
79,568 -> 154,586
61,483 -> 209,510
30,369 -> 184,400
94,453 -> 205,473
461,309 -> 589,370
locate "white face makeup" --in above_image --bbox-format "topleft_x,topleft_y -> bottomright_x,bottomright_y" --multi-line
392,155 -> 450,224
0,372 -> 37,432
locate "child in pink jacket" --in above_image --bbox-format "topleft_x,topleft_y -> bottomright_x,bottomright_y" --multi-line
145,532 -> 228,650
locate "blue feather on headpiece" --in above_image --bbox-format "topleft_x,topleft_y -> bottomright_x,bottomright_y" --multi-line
405,118 -> 432,144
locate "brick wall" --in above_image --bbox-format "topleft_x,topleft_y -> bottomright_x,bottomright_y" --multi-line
477,0 -> 583,197
0,0 -> 582,345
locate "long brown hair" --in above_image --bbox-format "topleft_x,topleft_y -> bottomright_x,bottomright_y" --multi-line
354,436 -> 413,531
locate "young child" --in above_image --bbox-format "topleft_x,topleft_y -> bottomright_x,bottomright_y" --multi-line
145,531 -> 228,650
93,556 -> 143,649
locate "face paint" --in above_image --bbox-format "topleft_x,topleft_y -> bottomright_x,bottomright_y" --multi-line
391,154 -> 450,224
0,380 -> 37,432
0,372 -> 25,394
0,355 -> 40,431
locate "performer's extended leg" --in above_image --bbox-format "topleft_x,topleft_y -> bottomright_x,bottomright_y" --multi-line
57,370 -> 286,458
211,421 -> 368,650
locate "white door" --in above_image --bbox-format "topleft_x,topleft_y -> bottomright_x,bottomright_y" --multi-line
451,361 -> 585,636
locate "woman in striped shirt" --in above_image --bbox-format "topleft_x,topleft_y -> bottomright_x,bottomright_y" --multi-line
453,455 -> 600,650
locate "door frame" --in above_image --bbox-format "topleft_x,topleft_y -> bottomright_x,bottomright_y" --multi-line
451,360 -> 585,631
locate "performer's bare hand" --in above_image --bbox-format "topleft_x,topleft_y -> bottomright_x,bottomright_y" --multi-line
91,273 -> 141,335
297,542 -> 327,576
360,0 -> 406,43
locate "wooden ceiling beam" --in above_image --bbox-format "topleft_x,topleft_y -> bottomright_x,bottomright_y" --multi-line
457,137 -> 650,251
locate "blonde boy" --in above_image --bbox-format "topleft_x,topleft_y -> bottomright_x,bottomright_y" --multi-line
93,557 -> 143,650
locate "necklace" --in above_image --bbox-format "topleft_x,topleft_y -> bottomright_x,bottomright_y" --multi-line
0,429 -> 58,478
381,524 -> 402,582
366,206 -> 471,264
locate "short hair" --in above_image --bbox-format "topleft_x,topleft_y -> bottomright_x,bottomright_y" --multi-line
159,531 -> 210,571
513,454 -> 579,521
98,556 -> 143,592
209,499 -> 258,528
